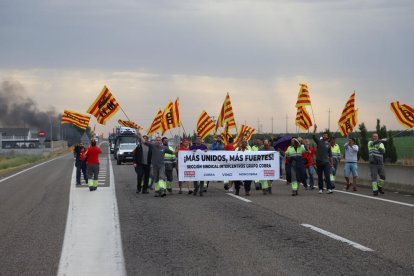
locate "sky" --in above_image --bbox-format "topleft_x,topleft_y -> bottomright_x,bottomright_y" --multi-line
1,0 -> 413,136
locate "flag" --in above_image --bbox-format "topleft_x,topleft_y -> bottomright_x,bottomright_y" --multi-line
338,92 -> 356,124
196,110 -> 216,139
147,109 -> 163,136
216,92 -> 236,131
339,110 -> 358,136
220,123 -> 232,144
390,101 -> 414,129
61,109 -> 91,130
161,98 -> 180,134
295,84 -> 312,107
338,92 -> 358,136
295,106 -> 313,130
87,86 -> 120,125
234,124 -> 256,144
118,119 -> 143,130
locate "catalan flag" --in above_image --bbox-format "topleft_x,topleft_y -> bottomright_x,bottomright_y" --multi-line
161,98 -> 180,135
339,110 -> 358,136
390,101 -> 414,129
87,86 -> 120,125
295,84 -> 312,108
196,110 -> 216,139
234,124 -> 256,144
216,93 -> 236,132
295,106 -> 312,130
338,92 -> 358,136
118,119 -> 143,130
61,109 -> 91,130
220,123 -> 233,144
147,109 -> 163,136
338,92 -> 356,124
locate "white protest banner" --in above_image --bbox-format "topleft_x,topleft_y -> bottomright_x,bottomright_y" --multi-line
178,150 -> 280,181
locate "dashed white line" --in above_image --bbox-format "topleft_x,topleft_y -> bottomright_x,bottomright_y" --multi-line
226,193 -> 252,203
301,223 -> 374,252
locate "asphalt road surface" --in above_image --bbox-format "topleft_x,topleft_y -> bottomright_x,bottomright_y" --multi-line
0,142 -> 413,275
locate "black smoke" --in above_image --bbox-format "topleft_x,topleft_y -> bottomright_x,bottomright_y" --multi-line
0,79 -> 82,143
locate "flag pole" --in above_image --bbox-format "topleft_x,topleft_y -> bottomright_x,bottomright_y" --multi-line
180,121 -> 187,136
119,105 -> 131,122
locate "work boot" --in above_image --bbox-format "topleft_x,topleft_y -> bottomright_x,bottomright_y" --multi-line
373,190 -> 378,196
235,189 -> 240,196
193,189 -> 198,196
89,186 -> 94,191
263,189 -> 267,195
136,189 -> 141,194
378,187 -> 384,194
268,187 -> 272,194
154,192 -> 159,197
245,191 -> 250,196
167,188 -> 173,194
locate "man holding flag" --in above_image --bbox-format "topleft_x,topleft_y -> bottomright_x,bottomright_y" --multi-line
368,133 -> 386,196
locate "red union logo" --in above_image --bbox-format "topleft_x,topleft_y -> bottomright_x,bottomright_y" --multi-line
184,171 -> 195,177
264,170 -> 275,176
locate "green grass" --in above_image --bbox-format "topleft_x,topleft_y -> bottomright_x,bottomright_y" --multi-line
0,155 -> 44,170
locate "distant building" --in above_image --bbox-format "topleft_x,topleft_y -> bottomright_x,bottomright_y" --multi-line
0,128 -> 40,149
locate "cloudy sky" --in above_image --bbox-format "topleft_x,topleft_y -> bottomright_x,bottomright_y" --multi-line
1,0 -> 413,136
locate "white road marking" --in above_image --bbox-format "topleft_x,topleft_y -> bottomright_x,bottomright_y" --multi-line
333,190 -> 414,208
0,155 -> 65,183
58,155 -> 126,275
301,223 -> 374,252
227,193 -> 252,203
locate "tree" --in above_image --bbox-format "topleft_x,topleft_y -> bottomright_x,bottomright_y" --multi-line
386,130 -> 398,163
376,118 -> 387,139
358,122 -> 369,161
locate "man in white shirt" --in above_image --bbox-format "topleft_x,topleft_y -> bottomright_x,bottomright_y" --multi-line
344,137 -> 359,191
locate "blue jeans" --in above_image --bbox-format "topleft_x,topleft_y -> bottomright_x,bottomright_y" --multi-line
305,166 -> 315,188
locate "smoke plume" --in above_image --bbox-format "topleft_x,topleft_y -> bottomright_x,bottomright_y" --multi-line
0,80 -> 58,131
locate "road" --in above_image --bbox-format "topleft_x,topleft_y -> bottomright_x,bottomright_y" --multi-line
0,142 -> 413,275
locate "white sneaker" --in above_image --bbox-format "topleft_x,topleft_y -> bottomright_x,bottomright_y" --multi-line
318,190 -> 323,194
229,188 -> 234,193
327,189 -> 333,194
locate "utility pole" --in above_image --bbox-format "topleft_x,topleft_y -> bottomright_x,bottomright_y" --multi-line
271,116 -> 274,134
328,108 -> 331,131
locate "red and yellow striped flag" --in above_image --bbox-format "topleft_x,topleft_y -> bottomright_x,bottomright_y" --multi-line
338,92 -> 356,124
338,92 -> 357,136
295,106 -> 312,130
339,110 -> 358,136
196,110 -> 216,139
216,92 -> 236,132
61,109 -> 91,130
147,109 -> 163,136
220,123 -> 232,144
234,124 -> 255,144
390,101 -> 414,129
161,98 -> 180,135
87,86 -> 120,125
295,84 -> 312,108
118,119 -> 143,130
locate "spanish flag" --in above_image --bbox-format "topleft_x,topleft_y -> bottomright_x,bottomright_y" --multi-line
61,109 -> 91,130
196,110 -> 216,139
147,109 -> 163,136
295,84 -> 312,108
390,101 -> 414,129
161,98 -> 180,135
216,92 -> 236,132
118,119 -> 143,130
295,106 -> 313,130
87,86 -> 120,125
234,124 -> 256,144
